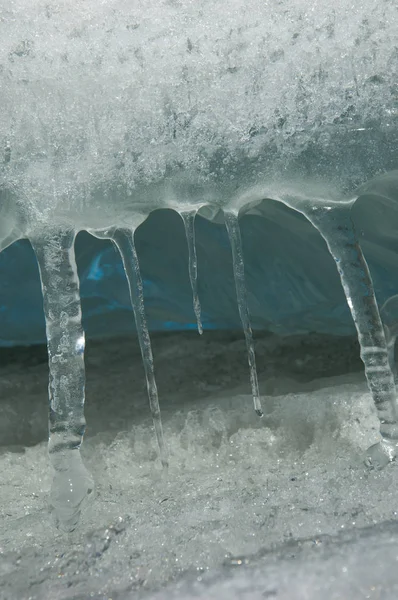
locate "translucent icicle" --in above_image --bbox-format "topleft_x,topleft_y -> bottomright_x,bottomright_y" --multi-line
303,203 -> 398,468
380,295 -> 398,379
180,210 -> 203,334
224,210 -> 263,417
31,229 -> 93,532
111,228 -> 168,468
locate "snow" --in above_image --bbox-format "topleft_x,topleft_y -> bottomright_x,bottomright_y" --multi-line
1,331 -> 398,598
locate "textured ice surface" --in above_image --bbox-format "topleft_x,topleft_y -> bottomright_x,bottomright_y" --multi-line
1,0 -> 398,543
1,0 -> 398,233
1,333 -> 398,599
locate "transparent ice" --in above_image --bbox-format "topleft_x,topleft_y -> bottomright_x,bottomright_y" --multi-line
1,0 -> 398,529
277,190 -> 398,468
92,226 -> 168,470
31,229 -> 94,531
224,210 -> 263,417
180,210 -> 203,335
381,295 -> 398,378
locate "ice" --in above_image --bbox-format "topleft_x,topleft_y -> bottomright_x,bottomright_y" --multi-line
381,295 -> 398,377
224,210 -> 263,417
92,226 -> 168,469
145,521 -> 398,600
276,187 -> 398,467
180,210 -> 203,335
1,0 -> 397,224
30,229 -> 93,532
1,0 -> 398,546
274,188 -> 398,467
309,203 -> 398,468
1,332 -> 398,599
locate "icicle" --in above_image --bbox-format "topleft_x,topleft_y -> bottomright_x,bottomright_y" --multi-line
300,202 -> 398,468
180,210 -> 203,335
224,210 -> 263,417
31,229 -> 93,532
380,295 -> 398,379
110,228 -> 168,468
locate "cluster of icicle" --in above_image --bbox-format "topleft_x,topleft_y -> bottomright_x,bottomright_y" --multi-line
8,179 -> 398,532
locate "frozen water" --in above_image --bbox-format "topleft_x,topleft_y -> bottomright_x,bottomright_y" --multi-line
224,210 -> 263,417
180,210 -> 203,335
381,295 -> 398,377
1,0 -> 398,560
31,229 -> 94,532
146,521 -> 398,600
1,0 -> 397,230
1,333 -> 398,599
107,226 -> 167,469
271,187 -> 398,467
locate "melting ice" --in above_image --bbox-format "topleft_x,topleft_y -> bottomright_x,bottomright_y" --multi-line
0,0 -> 398,540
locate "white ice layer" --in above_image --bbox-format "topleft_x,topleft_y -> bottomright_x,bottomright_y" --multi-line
1,0 -> 398,528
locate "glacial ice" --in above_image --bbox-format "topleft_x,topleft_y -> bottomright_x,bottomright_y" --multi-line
1,0 -> 398,530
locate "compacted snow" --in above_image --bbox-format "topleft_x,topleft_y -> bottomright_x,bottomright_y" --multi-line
1,331 -> 398,599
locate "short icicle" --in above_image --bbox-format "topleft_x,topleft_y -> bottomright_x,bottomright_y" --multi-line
180,210 -> 203,335
31,228 -> 93,532
224,210 -> 263,417
302,202 -> 398,468
111,228 -> 168,468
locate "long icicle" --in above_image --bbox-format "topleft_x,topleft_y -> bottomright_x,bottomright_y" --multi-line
111,227 -> 168,468
180,210 -> 203,335
302,202 -> 398,467
31,228 -> 93,532
224,210 -> 263,417
380,295 -> 398,379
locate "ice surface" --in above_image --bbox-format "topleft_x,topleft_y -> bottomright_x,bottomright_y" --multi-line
1,0 -> 398,542
146,521 -> 398,600
1,333 -> 398,599
381,295 -> 398,377
1,0 -> 397,232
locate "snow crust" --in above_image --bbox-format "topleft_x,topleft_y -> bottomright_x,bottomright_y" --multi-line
1,332 -> 398,598
1,0 -> 397,233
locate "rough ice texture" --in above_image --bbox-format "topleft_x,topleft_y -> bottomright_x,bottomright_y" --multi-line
1,0 -> 397,346
1,0 -> 397,234
2,0 -> 398,574
1,333 -> 398,599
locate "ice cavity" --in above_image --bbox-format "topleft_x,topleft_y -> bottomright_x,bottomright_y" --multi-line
1,0 -> 398,528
